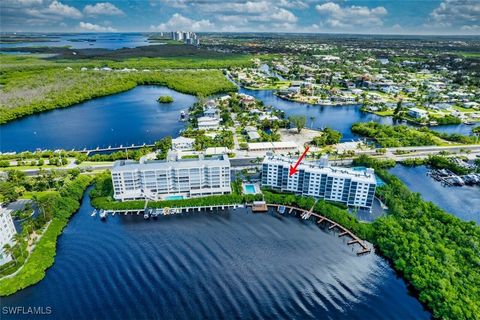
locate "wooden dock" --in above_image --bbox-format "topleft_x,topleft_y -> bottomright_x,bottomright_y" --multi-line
95,204 -> 244,218
267,204 -> 371,255
251,201 -> 268,212
81,143 -> 156,155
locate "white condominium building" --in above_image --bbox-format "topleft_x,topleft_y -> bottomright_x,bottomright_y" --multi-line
0,207 -> 17,265
111,155 -> 231,201
261,155 -> 377,209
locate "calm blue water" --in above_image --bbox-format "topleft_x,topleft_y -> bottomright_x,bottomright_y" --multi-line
0,33 -> 151,50
239,88 -> 480,141
0,86 -> 196,152
1,84 -> 477,152
390,165 -> 480,224
1,190 -> 430,319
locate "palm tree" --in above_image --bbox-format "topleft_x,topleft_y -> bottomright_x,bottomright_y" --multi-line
12,233 -> 25,258
3,244 -> 16,264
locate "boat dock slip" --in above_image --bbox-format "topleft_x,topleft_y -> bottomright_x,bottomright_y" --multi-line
251,201 -> 268,212
93,204 -> 244,219
81,143 -> 155,155
268,204 -> 371,255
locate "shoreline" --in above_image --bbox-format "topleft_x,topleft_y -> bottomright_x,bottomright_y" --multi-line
274,92 -> 359,106
0,70 -> 237,125
0,175 -> 93,297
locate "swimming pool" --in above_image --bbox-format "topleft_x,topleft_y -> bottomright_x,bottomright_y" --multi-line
164,195 -> 184,200
352,166 -> 385,186
244,184 -> 256,194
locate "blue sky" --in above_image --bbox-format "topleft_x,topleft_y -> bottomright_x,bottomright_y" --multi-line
1,0 -> 479,34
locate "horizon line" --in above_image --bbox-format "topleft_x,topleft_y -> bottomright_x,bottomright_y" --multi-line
2,31 -> 480,37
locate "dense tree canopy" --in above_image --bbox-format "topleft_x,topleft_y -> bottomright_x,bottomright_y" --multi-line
356,157 -> 480,319
289,115 -> 307,133
312,128 -> 342,146
351,122 -> 478,147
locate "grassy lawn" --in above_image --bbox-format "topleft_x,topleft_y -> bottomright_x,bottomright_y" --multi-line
453,105 -> 477,113
458,52 -> 480,59
374,110 -> 395,116
244,80 -> 290,90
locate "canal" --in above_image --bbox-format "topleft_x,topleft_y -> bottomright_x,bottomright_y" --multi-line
390,164 -> 480,224
1,190 -> 430,319
239,88 -> 480,141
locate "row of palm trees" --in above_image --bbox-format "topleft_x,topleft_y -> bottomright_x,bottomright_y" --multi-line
2,233 -> 25,266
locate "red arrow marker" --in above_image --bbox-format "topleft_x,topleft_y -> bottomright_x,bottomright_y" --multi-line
289,146 -> 310,176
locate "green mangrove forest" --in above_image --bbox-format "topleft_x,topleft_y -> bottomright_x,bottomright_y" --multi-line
0,53 -> 251,123
351,122 -> 479,147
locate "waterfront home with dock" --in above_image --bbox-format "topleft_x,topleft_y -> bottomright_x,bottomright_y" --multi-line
111,155 -> 231,201
261,155 -> 376,210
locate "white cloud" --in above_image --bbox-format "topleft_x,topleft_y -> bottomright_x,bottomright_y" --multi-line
150,13 -> 215,31
315,2 -> 387,28
154,0 -> 308,11
217,15 -> 249,26
461,24 -> 480,32
210,5 -> 298,30
429,0 -> 480,27
84,2 -> 124,16
271,8 -> 297,23
277,0 -> 308,9
43,0 -> 82,18
199,1 -> 270,13
23,0 -> 82,22
79,21 -> 117,32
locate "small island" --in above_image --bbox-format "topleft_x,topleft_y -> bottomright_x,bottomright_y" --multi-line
157,95 -> 174,104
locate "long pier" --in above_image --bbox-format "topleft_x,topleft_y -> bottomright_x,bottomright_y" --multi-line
80,143 -> 156,155
267,204 -> 371,255
96,204 -> 243,217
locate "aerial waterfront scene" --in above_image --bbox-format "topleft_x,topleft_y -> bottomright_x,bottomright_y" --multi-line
0,1 -> 479,319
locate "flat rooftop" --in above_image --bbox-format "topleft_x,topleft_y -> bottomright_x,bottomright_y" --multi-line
112,154 -> 230,172
263,155 -> 376,184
